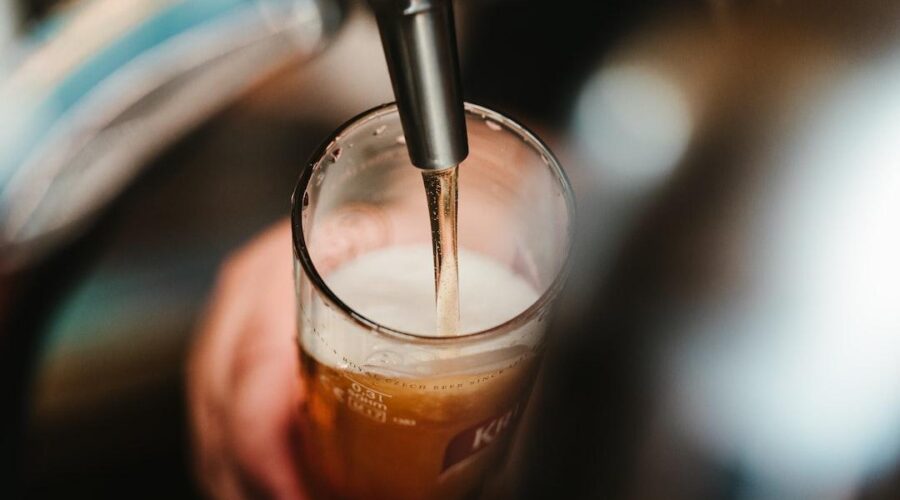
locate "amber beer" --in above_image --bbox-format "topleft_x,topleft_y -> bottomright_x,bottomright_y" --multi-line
297,348 -> 538,500
291,103 -> 573,500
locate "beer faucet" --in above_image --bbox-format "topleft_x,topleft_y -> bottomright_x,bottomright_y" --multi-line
366,0 -> 469,170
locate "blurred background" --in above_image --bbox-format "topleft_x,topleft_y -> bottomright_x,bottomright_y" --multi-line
3,0 -> 900,498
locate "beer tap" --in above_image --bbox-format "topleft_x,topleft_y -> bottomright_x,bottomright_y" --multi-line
366,0 -> 469,170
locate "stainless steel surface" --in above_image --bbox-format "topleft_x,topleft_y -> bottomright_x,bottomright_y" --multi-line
368,0 -> 467,170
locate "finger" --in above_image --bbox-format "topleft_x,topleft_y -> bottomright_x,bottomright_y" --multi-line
201,452 -> 245,500
191,220 -> 293,403
229,356 -> 306,499
188,221 -> 296,498
224,221 -> 305,498
187,256 -> 268,496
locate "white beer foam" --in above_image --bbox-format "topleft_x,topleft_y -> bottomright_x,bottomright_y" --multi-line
326,244 -> 538,336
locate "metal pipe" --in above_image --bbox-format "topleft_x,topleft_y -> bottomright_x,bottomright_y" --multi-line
368,0 -> 468,170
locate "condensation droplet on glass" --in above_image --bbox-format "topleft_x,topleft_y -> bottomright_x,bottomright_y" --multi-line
330,147 -> 342,162
396,135 -> 406,145
406,349 -> 435,364
314,172 -> 325,186
365,349 -> 403,366
485,119 -> 502,131
302,192 -> 310,207
373,125 -> 387,136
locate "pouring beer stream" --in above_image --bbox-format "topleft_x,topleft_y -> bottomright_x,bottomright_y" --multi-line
369,0 -> 468,335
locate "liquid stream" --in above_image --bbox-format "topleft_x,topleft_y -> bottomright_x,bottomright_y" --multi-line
422,167 -> 461,335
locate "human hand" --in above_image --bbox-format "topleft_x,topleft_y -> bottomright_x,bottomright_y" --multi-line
187,221 -> 306,499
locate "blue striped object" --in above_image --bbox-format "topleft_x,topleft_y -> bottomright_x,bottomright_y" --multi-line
1,0 -> 275,186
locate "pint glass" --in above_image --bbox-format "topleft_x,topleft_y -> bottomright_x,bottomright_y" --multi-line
291,103 -> 574,499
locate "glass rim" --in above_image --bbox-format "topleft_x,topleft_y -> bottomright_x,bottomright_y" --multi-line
291,101 -> 576,345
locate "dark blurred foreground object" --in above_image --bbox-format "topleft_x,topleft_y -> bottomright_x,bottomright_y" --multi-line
461,0 -> 687,127
507,2 -> 900,499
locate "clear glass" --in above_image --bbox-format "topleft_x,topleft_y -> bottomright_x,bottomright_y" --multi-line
291,103 -> 574,500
